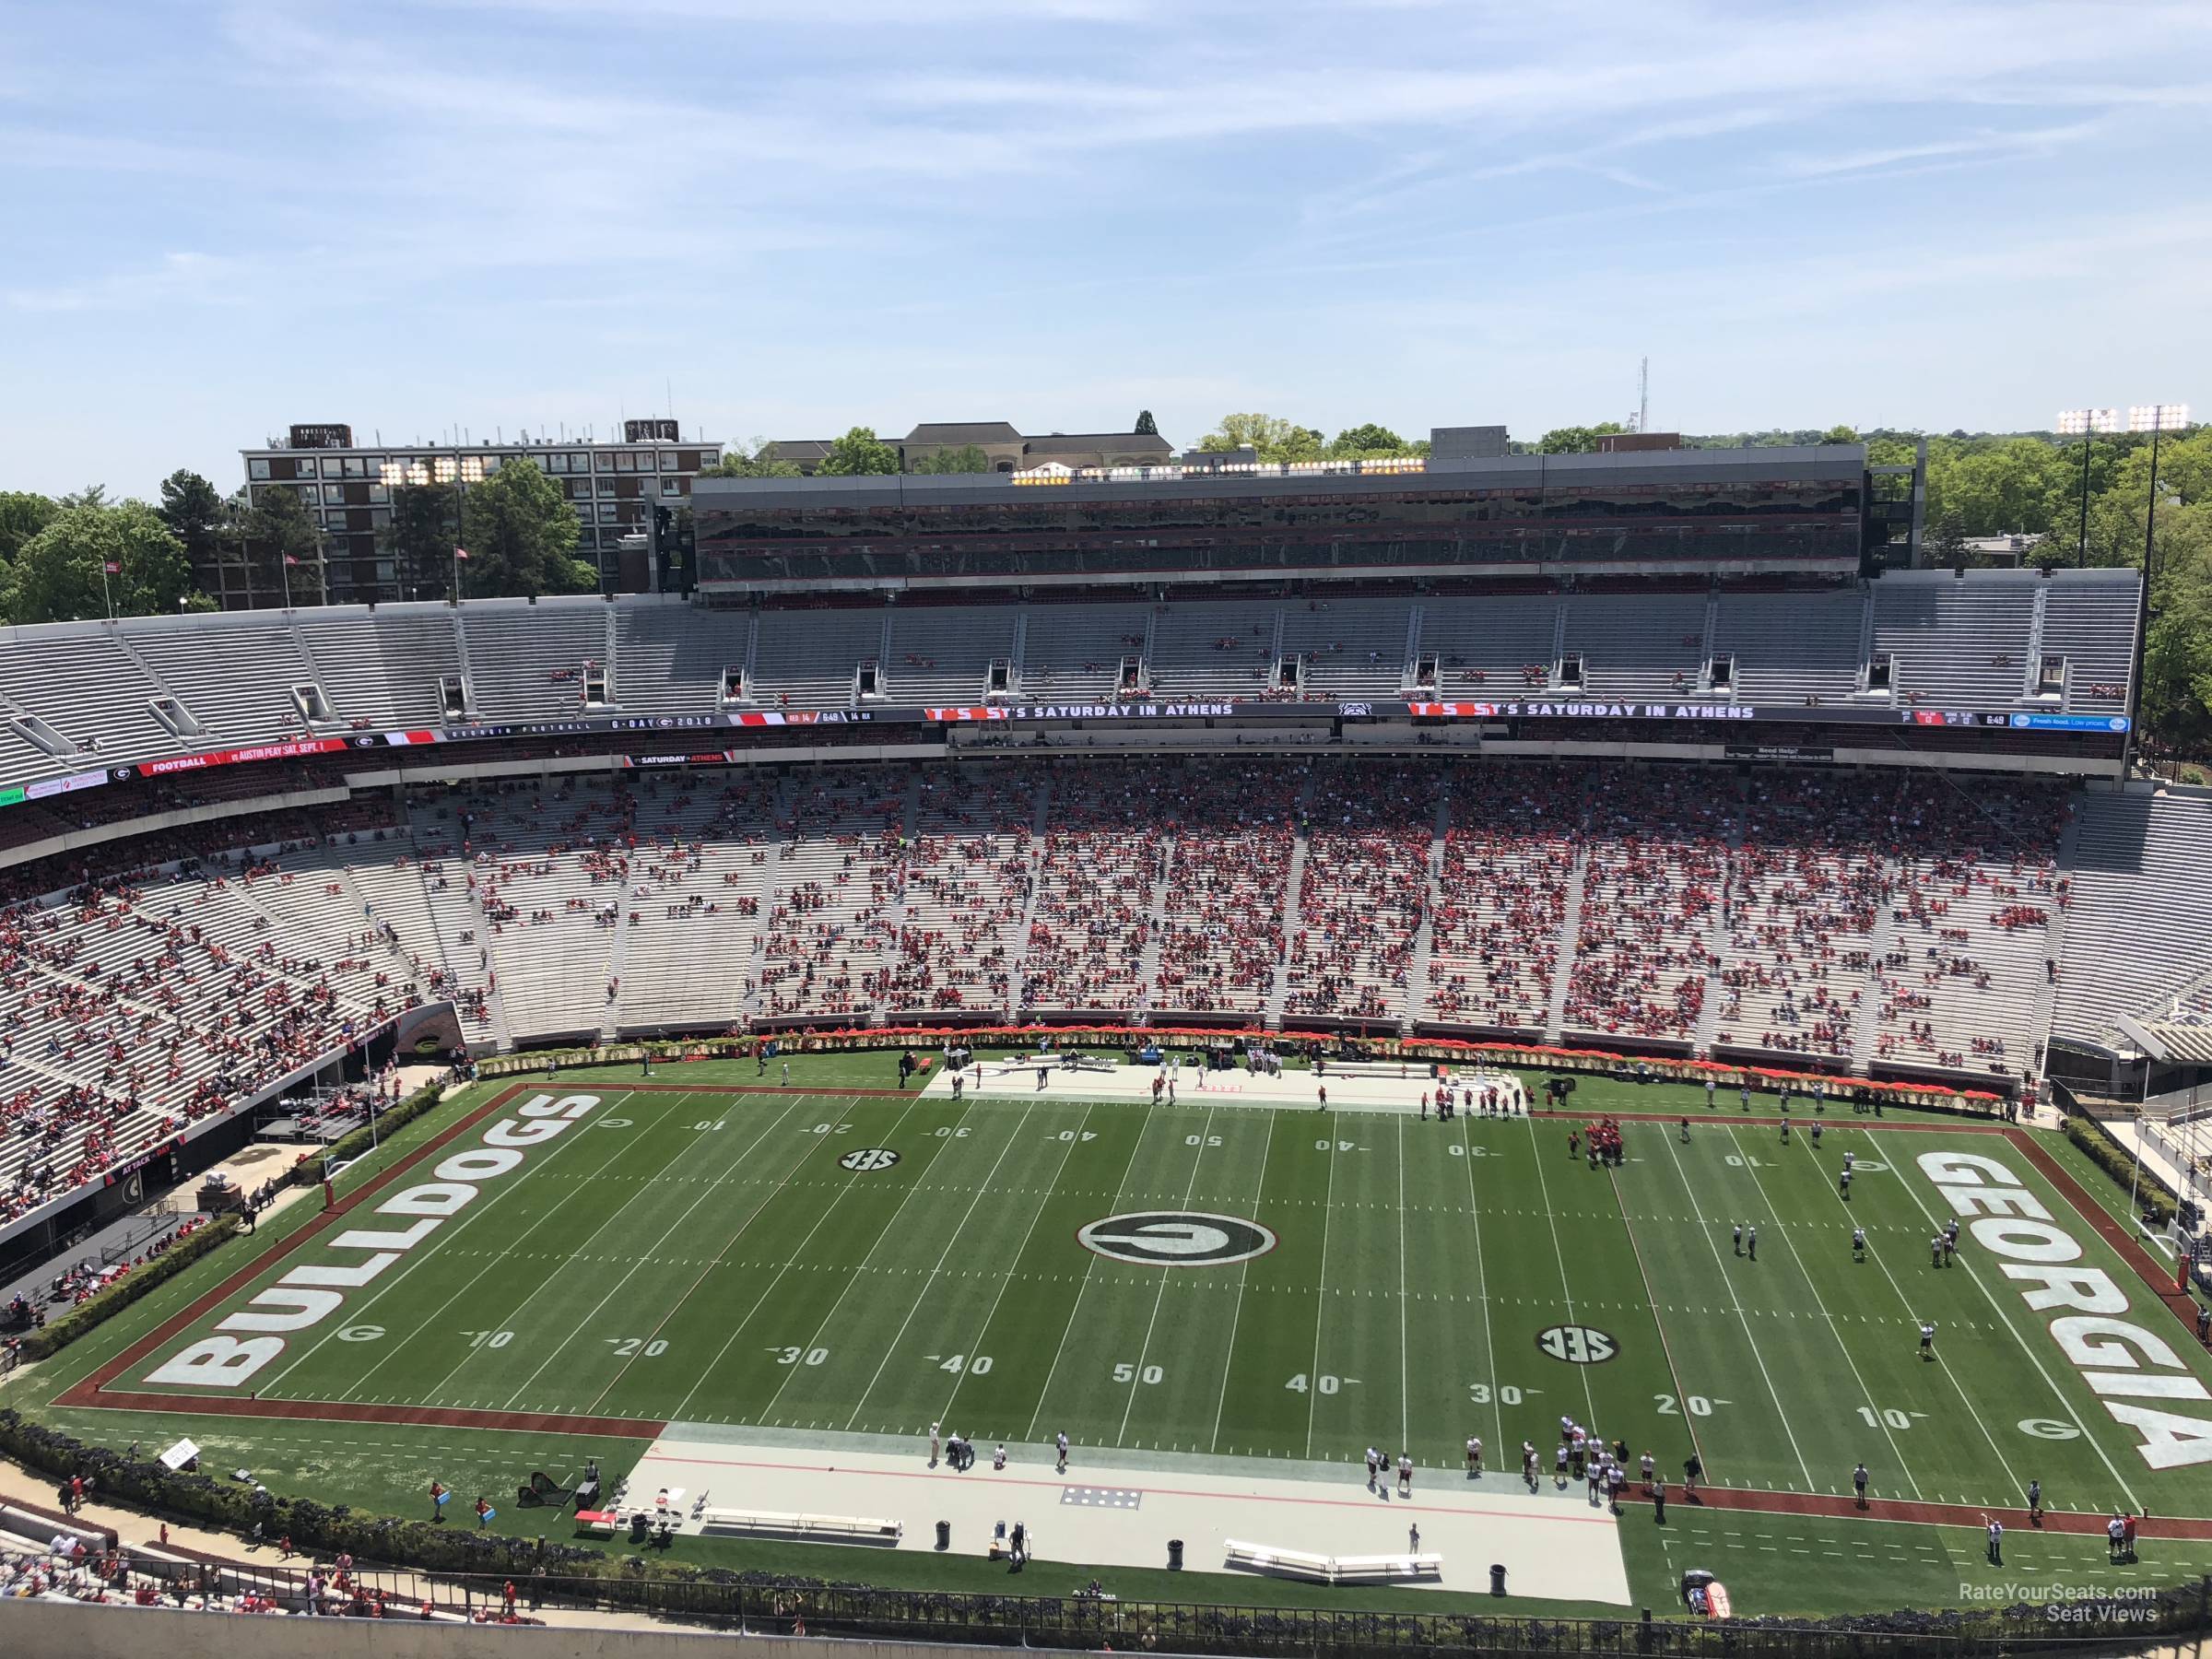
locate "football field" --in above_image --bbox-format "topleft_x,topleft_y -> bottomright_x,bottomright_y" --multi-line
79,1076 -> 2212,1525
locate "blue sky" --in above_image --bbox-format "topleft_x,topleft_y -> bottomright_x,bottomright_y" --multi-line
3,0 -> 2207,499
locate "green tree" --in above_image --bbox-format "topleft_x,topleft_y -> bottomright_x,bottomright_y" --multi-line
243,484 -> 322,602
1928,511 -> 1970,571
1535,423 -> 1628,453
459,457 -> 594,597
700,439 -> 803,478
1134,409 -> 1159,436
156,470 -> 226,581
1327,422 -> 1413,458
1198,414 -> 1324,464
910,443 -> 990,474
1821,425 -> 1860,444
380,481 -> 461,600
5,499 -> 196,624
816,426 -> 901,477
0,490 -> 57,564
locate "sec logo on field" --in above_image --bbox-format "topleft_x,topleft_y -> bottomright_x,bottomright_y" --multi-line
839,1147 -> 900,1172
1077,1212 -> 1277,1266
1535,1324 -> 1618,1365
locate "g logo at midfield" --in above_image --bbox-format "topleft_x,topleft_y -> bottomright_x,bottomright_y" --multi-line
1535,1324 -> 1618,1365
1077,1212 -> 1277,1266
839,1147 -> 900,1172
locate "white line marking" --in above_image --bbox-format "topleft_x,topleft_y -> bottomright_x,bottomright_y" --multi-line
1459,1112 -> 1505,1453
1208,1109 -> 1278,1454
512,1093 -> 811,1411
257,1087 -> 666,1400
842,1097 -> 1038,1430
1655,1123 -> 1814,1489
1024,1110 -> 1159,1441
1723,1124 -> 1921,1500
665,1093 -> 930,1426
1524,1113 -> 1601,1434
1302,1121 -> 1338,1459
1114,1105 -> 1228,1446
1875,1128 -> 2145,1513
754,1096 -> 980,1426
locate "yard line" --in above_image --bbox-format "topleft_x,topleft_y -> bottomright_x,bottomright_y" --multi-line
753,1096 -> 980,1426
501,1093 -> 810,1411
937,1102 -> 1094,1431
411,1090 -> 775,1410
258,1086 -> 660,1399
1874,1128 -> 2146,1514
1655,1124 -> 1816,1490
1722,1124 -> 1920,1500
841,1098 -> 1040,1430
1605,1140 -> 1705,1477
1115,1105 -> 1218,1447
1396,1112 -> 1409,1452
582,1101 -> 822,1415
1207,1110 -> 1277,1453
1522,1113 -> 1601,1435
1458,1112 -> 1505,1453
665,1092 -> 930,1427
1301,1122 -> 1337,1459
1023,1112 -> 1160,1441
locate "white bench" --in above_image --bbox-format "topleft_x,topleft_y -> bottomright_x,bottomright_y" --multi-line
1224,1539 -> 1441,1585
699,1507 -> 902,1545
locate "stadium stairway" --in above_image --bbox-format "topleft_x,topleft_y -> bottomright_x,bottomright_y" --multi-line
1848,888 -> 1900,1077
1265,771 -> 1320,1030
736,784 -> 792,1024
1002,776 -> 1053,1019
1403,775 -> 1453,1032
2032,808 -> 2081,1073
1134,827 -> 1174,1025
1694,816 -> 1743,1058
1542,847 -> 1589,1045
598,884 -> 633,1041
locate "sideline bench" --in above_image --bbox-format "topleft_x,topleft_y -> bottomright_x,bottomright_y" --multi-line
699,1507 -> 902,1546
1224,1539 -> 1441,1585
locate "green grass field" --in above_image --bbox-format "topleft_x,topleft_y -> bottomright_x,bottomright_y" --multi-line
17,1055 -> 2212,1618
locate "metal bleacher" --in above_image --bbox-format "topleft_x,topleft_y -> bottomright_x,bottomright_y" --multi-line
1872,572 -> 2041,708
460,600 -> 608,721
2052,791 -> 2212,1053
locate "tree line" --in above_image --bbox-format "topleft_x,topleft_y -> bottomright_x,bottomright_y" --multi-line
0,458 -> 600,625
3,416 -> 2203,749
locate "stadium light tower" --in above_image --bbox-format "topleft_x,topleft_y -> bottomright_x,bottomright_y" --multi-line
2055,408 -> 2119,568
433,454 -> 485,604
2121,403 -> 2189,777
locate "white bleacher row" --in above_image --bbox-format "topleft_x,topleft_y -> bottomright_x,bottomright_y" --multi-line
0,828 -> 425,1228
3,756 -> 2193,1233
1285,759 -> 1439,1025
2050,792 -> 2212,1051
0,570 -> 2141,790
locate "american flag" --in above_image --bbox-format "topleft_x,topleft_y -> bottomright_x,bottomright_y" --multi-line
454,547 -> 471,561
283,554 -> 300,568
102,560 -> 121,574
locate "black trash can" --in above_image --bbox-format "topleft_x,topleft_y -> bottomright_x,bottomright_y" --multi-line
1490,1563 -> 1507,1597
935,1520 -> 951,1551
1168,1538 -> 1183,1571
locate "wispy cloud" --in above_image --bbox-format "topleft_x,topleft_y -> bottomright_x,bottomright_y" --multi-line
0,0 -> 2204,497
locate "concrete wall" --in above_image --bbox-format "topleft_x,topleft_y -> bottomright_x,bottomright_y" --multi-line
0,1599 -> 1056,1659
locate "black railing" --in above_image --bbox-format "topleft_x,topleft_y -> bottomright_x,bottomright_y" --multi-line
119,1554 -> 2212,1658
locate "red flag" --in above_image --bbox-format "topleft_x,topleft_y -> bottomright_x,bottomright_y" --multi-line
453,547 -> 470,561
102,560 -> 122,574
283,554 -> 300,568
